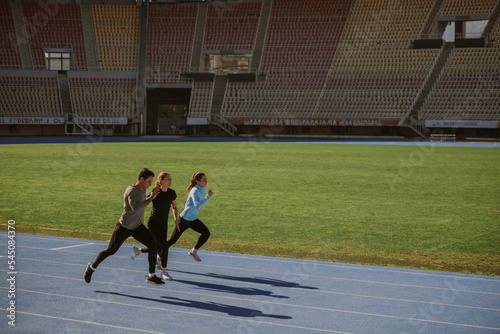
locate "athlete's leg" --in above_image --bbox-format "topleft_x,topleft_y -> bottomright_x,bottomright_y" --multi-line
93,222 -> 132,268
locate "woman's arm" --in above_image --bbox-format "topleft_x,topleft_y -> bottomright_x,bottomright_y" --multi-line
128,187 -> 159,212
192,187 -> 211,210
171,200 -> 180,231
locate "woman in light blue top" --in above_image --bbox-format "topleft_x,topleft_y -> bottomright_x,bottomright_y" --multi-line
165,172 -> 213,262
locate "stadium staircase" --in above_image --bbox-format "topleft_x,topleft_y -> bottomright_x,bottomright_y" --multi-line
250,0 -> 272,73
210,75 -> 227,116
190,2 -> 208,72
403,42 -> 455,138
420,0 -> 445,38
60,73 -> 93,135
482,0 -> 500,40
80,4 -> 98,70
57,73 -> 72,115
210,75 -> 236,136
9,2 -> 32,69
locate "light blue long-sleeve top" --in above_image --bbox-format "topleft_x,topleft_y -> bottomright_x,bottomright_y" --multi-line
180,185 -> 211,221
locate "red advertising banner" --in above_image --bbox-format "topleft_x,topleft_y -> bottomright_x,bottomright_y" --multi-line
228,118 -> 401,127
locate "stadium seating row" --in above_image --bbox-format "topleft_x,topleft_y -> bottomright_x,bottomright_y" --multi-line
70,77 -> 136,118
22,3 -> 86,71
221,0 -> 350,118
189,82 -> 213,118
440,0 -> 497,17
92,5 -> 139,72
147,6 -> 197,84
420,46 -> 500,120
0,2 -> 22,69
312,0 -> 439,120
204,2 -> 261,50
0,76 -> 61,117
0,0 -> 498,124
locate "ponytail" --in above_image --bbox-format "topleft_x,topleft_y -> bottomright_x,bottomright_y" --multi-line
187,172 -> 205,192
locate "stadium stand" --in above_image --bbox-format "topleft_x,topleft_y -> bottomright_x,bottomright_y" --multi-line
222,0 -> 351,119
147,5 -> 198,83
314,0 -> 440,120
420,48 -> 500,120
0,2 -> 22,70
189,82 -> 214,118
204,2 -> 262,50
440,0 -> 497,17
0,0 -> 499,138
490,15 -> 500,42
0,75 -> 61,117
91,4 -> 139,71
69,77 -> 136,118
418,0 -> 500,121
21,2 -> 86,71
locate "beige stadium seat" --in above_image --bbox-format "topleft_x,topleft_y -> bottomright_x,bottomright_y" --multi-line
91,4 -> 139,72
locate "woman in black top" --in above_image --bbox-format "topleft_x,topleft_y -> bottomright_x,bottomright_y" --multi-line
131,172 -> 178,281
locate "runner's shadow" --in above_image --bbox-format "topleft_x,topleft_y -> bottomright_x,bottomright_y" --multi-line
95,291 -> 292,319
171,270 -> 318,290
174,279 -> 289,298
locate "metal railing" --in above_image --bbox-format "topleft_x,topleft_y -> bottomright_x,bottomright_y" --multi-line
212,114 -> 237,136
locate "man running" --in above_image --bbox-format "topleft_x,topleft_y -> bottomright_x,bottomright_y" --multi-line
84,168 -> 164,285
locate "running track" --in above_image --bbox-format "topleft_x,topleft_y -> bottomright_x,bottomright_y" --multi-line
0,233 -> 499,333
0,136 -> 498,147
1,137 -> 499,333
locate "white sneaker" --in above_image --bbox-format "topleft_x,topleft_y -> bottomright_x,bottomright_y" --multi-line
188,249 -> 201,262
162,271 -> 173,281
130,246 -> 140,260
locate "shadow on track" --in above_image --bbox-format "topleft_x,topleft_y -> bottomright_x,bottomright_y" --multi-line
95,291 -> 293,319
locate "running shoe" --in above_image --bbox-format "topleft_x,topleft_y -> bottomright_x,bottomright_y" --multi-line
84,262 -> 94,283
130,245 -> 140,260
188,249 -> 201,262
146,275 -> 165,285
162,271 -> 173,281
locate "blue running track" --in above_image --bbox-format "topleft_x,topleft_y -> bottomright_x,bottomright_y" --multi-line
0,136 -> 498,147
0,233 -> 499,334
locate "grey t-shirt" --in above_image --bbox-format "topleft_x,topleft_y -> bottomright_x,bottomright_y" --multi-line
118,185 -> 147,230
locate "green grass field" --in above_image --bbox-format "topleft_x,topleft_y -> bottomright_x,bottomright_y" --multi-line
1,141 -> 499,275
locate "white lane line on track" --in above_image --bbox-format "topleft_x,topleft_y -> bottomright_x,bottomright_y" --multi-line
0,288 -> 353,334
1,273 -> 499,331
12,254 -> 500,297
50,242 -> 96,251
5,260 -> 500,312
0,309 -> 166,334
10,235 -> 500,284
2,286 -> 500,332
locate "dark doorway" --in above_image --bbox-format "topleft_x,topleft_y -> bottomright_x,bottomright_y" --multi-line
146,88 -> 191,135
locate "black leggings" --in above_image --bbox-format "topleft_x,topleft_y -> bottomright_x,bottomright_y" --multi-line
93,222 -> 157,273
139,218 -> 170,268
148,217 -> 210,268
140,217 -> 210,269
168,217 -> 210,250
